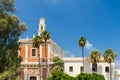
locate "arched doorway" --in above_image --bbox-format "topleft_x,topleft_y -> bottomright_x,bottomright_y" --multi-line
30,76 -> 37,80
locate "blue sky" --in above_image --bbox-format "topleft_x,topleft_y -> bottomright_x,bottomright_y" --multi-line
15,0 -> 120,68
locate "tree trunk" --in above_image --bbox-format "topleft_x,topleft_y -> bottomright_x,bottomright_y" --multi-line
38,47 -> 41,80
82,47 -> 84,72
110,62 -> 112,80
45,40 -> 48,80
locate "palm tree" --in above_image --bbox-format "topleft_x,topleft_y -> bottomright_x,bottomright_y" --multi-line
90,50 -> 101,72
52,56 -> 64,72
104,49 -> 117,80
32,35 -> 43,80
41,30 -> 50,79
78,36 -> 87,72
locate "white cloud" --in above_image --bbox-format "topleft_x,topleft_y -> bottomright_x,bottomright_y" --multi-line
85,41 -> 98,55
85,41 -> 93,50
64,50 -> 75,57
115,60 -> 120,68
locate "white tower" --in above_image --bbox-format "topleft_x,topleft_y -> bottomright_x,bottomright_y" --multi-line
38,17 -> 46,35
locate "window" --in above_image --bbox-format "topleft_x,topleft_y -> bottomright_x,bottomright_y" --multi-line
105,67 -> 109,72
34,65 -> 36,67
41,26 -> 43,30
27,65 -> 29,67
22,65 -> 25,67
30,65 -> 33,67
32,48 -> 36,57
80,66 -> 84,72
69,66 -> 73,72
92,64 -> 97,72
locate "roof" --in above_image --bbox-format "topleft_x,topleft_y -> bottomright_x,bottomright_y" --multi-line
63,57 -> 115,63
19,37 -> 51,44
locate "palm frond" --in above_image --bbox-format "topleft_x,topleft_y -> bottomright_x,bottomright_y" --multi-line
78,36 -> 87,47
103,49 -> 116,63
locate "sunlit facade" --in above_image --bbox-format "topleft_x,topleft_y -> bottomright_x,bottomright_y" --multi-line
63,57 -> 120,80
19,18 -> 65,80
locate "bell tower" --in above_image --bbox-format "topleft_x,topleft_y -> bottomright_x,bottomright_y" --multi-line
38,17 -> 46,35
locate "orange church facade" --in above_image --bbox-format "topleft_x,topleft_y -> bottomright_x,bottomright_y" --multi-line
19,18 -> 65,80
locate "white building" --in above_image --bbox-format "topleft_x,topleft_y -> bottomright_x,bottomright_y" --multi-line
63,57 -> 120,80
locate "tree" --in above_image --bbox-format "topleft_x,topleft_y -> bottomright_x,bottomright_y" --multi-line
76,73 -> 105,80
52,56 -> 64,72
0,0 -> 16,13
41,30 -> 50,79
0,0 -> 27,79
49,70 -> 75,80
78,36 -> 87,72
32,35 -> 43,80
104,49 -> 117,80
90,50 -> 101,72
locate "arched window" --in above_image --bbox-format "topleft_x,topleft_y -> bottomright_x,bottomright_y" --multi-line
41,26 -> 43,30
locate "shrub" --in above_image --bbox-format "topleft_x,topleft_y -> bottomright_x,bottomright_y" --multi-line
49,71 -> 75,80
76,73 -> 105,80
50,71 -> 105,80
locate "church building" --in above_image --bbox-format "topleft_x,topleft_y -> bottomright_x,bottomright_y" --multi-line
19,17 -> 65,80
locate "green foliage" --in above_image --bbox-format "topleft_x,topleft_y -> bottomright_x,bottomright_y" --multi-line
32,35 -> 43,48
91,73 -> 105,80
78,36 -> 87,72
76,73 -> 88,80
40,30 -> 51,79
90,50 -> 101,64
52,56 -> 64,72
0,0 -> 16,13
49,71 -> 75,80
0,0 -> 27,79
0,67 -> 20,80
76,73 -> 105,80
50,72 -> 105,80
104,49 -> 116,63
32,35 -> 43,80
104,49 -> 117,80
40,30 -> 50,41
78,36 -> 87,47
